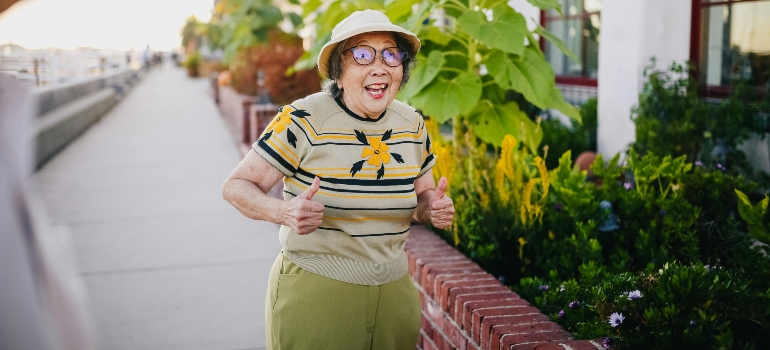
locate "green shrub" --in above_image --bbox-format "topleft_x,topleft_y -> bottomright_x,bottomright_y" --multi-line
183,52 -> 201,71
630,59 -> 769,181
428,123 -> 770,347
541,97 -> 597,169
518,262 -> 770,349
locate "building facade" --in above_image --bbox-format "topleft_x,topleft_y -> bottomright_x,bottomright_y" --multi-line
510,0 -> 769,170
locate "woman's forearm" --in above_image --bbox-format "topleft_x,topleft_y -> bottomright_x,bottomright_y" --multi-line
222,178 -> 287,225
413,189 -> 434,223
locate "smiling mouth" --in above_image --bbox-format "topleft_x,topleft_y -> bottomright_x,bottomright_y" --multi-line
365,83 -> 388,98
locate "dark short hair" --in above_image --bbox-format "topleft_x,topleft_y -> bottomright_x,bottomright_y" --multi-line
323,32 -> 417,99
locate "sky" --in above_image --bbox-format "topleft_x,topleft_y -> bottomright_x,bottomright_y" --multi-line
0,0 -> 213,51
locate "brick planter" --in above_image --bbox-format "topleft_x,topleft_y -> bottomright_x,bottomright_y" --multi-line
248,103 -> 280,145
217,85 -> 255,146
406,225 -> 604,350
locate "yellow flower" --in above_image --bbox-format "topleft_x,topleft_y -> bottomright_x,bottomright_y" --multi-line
435,145 -> 455,185
518,237 -> 527,259
521,179 -> 536,224
533,156 -> 549,199
361,137 -> 391,167
266,107 -> 293,134
495,161 -> 510,204
548,231 -> 555,240
500,135 -> 517,180
478,187 -> 490,210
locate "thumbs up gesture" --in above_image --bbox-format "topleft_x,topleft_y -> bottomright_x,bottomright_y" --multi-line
429,177 -> 454,229
283,177 -> 325,235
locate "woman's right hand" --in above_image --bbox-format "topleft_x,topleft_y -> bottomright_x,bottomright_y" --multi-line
281,177 -> 325,235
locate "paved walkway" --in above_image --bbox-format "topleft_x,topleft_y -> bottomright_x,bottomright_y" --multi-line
31,63 -> 281,350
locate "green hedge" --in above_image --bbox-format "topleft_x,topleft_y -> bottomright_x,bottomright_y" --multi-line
429,123 -> 770,348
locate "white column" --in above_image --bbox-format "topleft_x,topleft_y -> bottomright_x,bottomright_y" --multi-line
597,0 -> 692,158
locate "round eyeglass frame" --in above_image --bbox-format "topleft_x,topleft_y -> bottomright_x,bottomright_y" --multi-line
346,45 -> 407,68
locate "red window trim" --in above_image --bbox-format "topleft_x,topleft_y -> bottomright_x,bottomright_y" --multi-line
690,0 -> 770,98
539,8 -> 599,87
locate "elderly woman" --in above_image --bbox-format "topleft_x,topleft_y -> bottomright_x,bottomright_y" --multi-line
222,9 -> 454,350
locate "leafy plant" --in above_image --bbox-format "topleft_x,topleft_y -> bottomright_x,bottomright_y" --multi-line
735,189 -> 770,246
631,59 -> 708,163
229,30 -> 321,102
631,59 -> 769,180
297,0 -> 581,148
541,97 -> 597,169
425,114 -> 770,346
207,0 -> 303,64
183,52 -> 201,70
519,262 -> 770,349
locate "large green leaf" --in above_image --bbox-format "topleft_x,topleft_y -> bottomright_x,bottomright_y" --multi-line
410,72 -> 481,122
288,12 -> 303,27
397,51 -> 444,101
401,0 -> 431,33
735,190 -> 770,246
527,0 -> 562,14
486,47 -> 555,109
291,32 -> 329,71
301,0 -> 323,15
457,4 -> 527,55
548,88 -> 581,123
385,0 -> 421,21
535,25 -> 580,64
467,101 -> 542,150
421,26 -> 453,46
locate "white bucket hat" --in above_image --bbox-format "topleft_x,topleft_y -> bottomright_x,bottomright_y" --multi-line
317,9 -> 421,78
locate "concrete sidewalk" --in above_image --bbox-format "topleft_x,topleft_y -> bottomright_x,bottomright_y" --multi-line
32,63 -> 281,350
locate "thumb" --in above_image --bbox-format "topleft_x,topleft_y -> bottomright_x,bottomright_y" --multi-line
432,177 -> 448,201
299,177 -> 320,200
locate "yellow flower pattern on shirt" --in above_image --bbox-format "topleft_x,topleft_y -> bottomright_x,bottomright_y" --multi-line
350,129 -> 404,179
361,137 -> 391,167
266,106 -> 294,134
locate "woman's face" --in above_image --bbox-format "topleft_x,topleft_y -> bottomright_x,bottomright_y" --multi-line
338,32 -> 404,119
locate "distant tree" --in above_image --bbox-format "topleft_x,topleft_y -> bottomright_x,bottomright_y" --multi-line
181,16 -> 202,53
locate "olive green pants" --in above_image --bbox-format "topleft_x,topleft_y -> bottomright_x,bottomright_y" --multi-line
265,252 -> 421,350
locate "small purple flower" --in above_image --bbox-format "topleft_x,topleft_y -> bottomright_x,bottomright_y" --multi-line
609,312 -> 624,327
660,209 -> 667,216
569,300 -> 580,308
717,163 -> 725,170
602,336 -> 612,349
554,203 -> 564,211
690,320 -> 697,327
623,182 -> 633,190
627,290 -> 642,300
558,310 -> 565,318
539,285 -> 549,291
695,161 -> 703,167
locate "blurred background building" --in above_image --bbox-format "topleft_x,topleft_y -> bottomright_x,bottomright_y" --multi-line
511,0 -> 769,170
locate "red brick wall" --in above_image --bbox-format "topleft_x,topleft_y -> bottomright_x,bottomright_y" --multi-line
406,225 -> 605,350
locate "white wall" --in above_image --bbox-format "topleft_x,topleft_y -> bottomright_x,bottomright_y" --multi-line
509,0 -> 541,30
597,0 -> 692,158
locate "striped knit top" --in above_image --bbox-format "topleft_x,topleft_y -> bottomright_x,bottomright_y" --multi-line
253,92 -> 435,285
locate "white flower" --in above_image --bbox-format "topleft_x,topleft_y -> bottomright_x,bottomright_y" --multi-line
627,290 -> 642,300
609,312 -> 625,327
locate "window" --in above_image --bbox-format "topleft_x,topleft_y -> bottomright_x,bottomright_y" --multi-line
541,0 -> 601,86
693,0 -> 770,96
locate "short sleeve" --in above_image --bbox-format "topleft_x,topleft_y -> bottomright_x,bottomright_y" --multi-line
253,105 -> 312,177
417,114 -> 436,178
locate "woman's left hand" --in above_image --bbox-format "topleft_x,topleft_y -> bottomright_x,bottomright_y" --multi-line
429,177 -> 454,229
